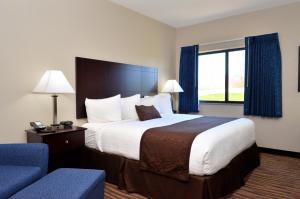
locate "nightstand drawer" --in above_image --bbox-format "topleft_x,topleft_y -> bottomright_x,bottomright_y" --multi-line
43,131 -> 84,154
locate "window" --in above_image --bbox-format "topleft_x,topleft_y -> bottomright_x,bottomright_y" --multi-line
198,48 -> 245,103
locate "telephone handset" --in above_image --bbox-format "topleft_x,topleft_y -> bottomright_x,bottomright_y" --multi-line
30,121 -> 46,131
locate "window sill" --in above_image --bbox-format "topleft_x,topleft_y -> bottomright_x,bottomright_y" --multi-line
199,101 -> 244,105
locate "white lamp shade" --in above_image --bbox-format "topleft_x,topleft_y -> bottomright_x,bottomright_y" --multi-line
33,70 -> 75,94
161,80 -> 184,93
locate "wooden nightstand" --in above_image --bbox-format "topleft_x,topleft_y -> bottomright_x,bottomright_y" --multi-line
26,126 -> 86,172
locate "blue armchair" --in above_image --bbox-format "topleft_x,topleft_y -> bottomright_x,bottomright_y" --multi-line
0,144 -> 48,199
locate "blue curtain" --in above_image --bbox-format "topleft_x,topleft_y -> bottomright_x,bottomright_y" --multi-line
244,33 -> 282,117
179,45 -> 199,113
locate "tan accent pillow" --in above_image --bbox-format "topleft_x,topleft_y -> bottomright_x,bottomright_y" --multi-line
135,105 -> 161,121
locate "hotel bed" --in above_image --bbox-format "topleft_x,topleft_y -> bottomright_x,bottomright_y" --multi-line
76,57 -> 260,199
83,114 -> 255,176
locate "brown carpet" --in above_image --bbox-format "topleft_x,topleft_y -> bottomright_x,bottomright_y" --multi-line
104,153 -> 300,199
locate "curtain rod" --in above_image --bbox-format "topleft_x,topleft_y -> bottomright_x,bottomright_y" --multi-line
199,37 -> 244,46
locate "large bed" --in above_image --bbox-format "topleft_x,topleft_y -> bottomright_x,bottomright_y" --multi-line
83,114 -> 255,176
76,57 -> 260,199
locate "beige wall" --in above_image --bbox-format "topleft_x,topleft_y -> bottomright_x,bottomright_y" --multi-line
0,0 -> 175,143
1,0 -> 299,153
176,3 -> 300,152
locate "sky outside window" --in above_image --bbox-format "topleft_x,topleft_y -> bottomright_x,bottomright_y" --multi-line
199,52 -> 225,101
228,50 -> 245,101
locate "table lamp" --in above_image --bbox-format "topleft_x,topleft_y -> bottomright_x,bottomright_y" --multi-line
161,80 -> 184,111
33,70 -> 75,126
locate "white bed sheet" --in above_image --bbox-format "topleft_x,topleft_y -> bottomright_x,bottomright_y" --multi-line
83,114 -> 255,176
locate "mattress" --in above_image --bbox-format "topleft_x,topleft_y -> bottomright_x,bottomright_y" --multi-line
83,114 -> 255,176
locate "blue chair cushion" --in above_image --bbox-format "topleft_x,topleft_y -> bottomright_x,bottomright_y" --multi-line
10,168 -> 106,199
0,165 -> 42,199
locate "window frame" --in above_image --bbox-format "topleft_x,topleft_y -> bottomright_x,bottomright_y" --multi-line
198,47 -> 245,104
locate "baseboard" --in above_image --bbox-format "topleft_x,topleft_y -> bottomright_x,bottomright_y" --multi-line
258,147 -> 300,158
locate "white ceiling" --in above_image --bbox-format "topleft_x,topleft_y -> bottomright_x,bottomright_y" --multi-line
110,0 -> 300,28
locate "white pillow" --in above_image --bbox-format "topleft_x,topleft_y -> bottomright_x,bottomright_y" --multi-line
85,95 -> 122,123
137,95 -> 161,112
157,93 -> 173,115
121,94 -> 141,120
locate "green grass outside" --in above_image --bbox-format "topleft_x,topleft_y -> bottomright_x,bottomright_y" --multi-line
199,93 -> 244,102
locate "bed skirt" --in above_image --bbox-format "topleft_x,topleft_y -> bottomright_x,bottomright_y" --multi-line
83,143 -> 260,199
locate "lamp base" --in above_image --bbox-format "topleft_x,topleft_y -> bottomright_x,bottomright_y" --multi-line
52,95 -> 58,127
170,93 -> 176,112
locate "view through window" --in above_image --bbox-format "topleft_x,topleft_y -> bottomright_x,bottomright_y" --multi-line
198,48 -> 245,103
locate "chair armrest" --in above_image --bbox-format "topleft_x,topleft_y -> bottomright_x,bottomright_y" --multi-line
0,144 -> 48,175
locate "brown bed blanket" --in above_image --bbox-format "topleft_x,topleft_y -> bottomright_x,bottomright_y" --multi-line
140,116 -> 237,181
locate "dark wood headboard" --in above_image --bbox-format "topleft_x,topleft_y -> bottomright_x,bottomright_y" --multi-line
76,57 -> 158,119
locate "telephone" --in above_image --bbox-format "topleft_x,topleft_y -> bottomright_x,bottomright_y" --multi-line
30,121 -> 46,131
